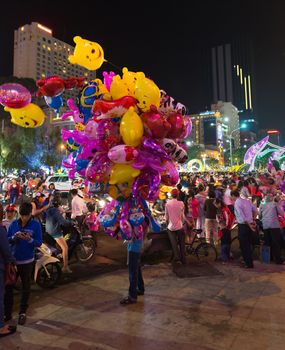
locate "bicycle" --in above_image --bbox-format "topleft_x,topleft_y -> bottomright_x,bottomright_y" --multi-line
185,229 -> 218,262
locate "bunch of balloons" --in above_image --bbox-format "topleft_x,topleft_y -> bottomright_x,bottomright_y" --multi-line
0,83 -> 45,128
60,65 -> 192,240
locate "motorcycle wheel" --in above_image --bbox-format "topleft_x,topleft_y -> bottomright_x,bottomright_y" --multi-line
76,238 -> 96,262
36,262 -> 61,289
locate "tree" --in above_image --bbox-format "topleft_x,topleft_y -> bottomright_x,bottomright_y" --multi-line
186,145 -> 202,160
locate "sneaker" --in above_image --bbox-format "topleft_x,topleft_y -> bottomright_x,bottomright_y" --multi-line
62,267 -> 72,274
18,313 -> 26,325
120,296 -> 137,305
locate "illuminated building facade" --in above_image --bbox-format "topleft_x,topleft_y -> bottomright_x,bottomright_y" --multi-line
13,22 -> 96,124
190,111 -> 224,165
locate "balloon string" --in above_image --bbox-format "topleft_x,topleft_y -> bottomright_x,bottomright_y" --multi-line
104,60 -> 122,72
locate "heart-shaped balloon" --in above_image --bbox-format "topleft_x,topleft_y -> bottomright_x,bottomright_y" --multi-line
167,112 -> 186,139
141,106 -> 171,139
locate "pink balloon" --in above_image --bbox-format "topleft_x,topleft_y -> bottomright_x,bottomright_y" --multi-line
61,98 -> 83,124
0,83 -> 31,108
85,153 -> 111,183
108,145 -> 138,163
103,71 -> 115,91
160,160 -> 179,186
84,120 -> 99,140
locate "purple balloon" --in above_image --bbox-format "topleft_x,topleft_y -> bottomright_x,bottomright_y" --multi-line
141,137 -> 170,160
132,170 -> 161,201
85,153 -> 111,183
0,83 -> 31,108
132,150 -> 166,172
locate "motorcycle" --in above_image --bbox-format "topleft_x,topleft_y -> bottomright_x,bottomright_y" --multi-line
43,220 -> 96,263
34,243 -> 62,288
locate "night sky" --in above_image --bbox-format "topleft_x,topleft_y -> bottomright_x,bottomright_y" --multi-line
1,0 -> 285,141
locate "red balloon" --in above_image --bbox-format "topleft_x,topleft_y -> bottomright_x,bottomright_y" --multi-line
167,112 -> 186,139
92,96 -> 137,115
36,76 -> 65,97
141,106 -> 171,139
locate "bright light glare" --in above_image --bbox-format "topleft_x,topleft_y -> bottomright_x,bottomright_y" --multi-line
186,141 -> 191,146
241,123 -> 247,129
98,200 -> 105,207
224,117 -> 229,122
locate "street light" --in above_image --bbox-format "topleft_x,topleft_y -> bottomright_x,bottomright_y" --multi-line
229,123 -> 247,167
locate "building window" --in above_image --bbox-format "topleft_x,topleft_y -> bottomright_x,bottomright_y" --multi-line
43,37 -> 46,42
48,39 -> 51,44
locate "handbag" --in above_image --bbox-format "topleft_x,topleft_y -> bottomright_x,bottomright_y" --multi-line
5,263 -> 17,286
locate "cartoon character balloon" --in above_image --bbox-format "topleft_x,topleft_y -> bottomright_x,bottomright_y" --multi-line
68,36 -> 105,71
4,103 -> 45,128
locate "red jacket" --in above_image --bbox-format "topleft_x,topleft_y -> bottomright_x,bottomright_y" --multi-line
8,184 -> 20,197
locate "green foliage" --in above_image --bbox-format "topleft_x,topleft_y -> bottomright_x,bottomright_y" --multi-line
186,145 -> 202,159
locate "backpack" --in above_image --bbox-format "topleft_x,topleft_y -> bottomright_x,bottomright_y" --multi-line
223,206 -> 235,230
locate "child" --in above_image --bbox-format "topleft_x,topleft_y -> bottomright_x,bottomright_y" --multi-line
214,198 -> 235,263
85,202 -> 99,246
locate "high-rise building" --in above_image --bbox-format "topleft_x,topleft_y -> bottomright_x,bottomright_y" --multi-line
211,101 -> 240,149
189,111 -> 224,165
211,38 -> 256,123
13,22 -> 96,123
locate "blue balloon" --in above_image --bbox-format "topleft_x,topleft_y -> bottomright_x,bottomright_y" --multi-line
44,94 -> 63,114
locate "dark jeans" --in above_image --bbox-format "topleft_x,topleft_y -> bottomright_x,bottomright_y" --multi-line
128,251 -> 144,300
238,224 -> 254,267
167,229 -> 186,264
0,268 -> 4,327
221,228 -> 231,262
5,262 -> 33,316
10,194 -> 18,205
75,215 -> 84,231
263,228 -> 283,264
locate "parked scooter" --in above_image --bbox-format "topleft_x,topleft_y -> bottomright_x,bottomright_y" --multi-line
34,243 -> 62,288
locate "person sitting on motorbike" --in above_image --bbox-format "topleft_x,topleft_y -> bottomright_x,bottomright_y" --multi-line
45,197 -> 72,274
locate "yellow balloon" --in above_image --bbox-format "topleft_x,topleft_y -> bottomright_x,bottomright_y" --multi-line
134,72 -> 160,112
109,67 -> 138,100
108,180 -> 134,201
68,36 -> 105,71
94,78 -> 108,96
120,107 -> 144,147
4,103 -> 45,128
109,164 -> 140,185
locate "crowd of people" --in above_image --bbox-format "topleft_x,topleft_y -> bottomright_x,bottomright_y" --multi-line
0,174 -> 100,337
1,169 -> 285,336
153,171 -> 285,268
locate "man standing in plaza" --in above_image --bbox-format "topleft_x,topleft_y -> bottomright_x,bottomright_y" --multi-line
5,202 -> 42,325
231,190 -> 257,268
165,188 -> 186,264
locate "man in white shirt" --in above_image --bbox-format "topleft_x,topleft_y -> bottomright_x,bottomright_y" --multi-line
231,189 -> 257,268
165,188 -> 186,264
70,189 -> 87,229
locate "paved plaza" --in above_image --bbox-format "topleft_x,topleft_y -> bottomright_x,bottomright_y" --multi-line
1,234 -> 285,350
